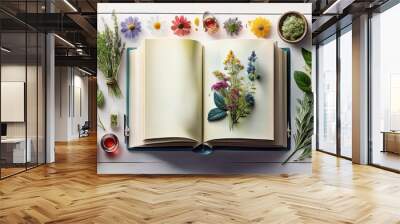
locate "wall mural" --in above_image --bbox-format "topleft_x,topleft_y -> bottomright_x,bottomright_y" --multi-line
97,3 -> 313,174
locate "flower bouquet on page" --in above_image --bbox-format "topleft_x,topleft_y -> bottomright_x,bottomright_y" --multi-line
207,50 -> 260,130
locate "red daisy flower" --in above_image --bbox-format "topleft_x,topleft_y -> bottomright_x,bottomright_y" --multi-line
171,16 -> 191,36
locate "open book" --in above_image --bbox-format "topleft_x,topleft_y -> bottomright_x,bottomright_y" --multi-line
128,39 -> 288,148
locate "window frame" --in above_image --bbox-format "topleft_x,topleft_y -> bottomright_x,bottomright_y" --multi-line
315,24 -> 353,161
367,0 -> 400,173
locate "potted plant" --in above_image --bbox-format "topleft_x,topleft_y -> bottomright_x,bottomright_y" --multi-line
278,11 -> 308,44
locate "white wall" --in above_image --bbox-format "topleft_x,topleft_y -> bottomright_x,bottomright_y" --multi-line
1,63 -> 46,164
55,66 -> 68,141
1,65 -> 37,137
54,67 -> 89,141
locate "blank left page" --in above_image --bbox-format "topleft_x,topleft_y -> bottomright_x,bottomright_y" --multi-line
143,39 -> 203,142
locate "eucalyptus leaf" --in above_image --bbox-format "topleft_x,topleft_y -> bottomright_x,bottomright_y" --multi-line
214,92 -> 226,110
302,48 -> 312,69
294,71 -> 312,93
208,108 -> 227,121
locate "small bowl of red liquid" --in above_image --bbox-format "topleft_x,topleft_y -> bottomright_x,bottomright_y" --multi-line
100,133 -> 119,153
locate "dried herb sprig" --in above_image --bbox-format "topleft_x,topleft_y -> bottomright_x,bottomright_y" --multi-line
283,93 -> 313,164
98,117 -> 106,131
97,12 -> 125,97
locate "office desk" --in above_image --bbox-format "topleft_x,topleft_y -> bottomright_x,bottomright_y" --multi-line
382,131 -> 400,154
1,138 -> 31,163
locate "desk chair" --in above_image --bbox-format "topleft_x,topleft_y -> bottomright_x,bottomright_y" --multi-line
79,121 -> 90,138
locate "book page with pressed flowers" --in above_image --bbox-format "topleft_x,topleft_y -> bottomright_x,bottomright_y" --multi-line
203,39 -> 275,142
140,39 -> 203,143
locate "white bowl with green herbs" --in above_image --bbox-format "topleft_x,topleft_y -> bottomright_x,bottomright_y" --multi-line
278,11 -> 308,44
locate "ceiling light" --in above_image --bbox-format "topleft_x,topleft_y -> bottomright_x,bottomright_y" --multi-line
1,47 -> 11,53
63,0 -> 78,12
76,48 -> 86,56
54,34 -> 75,48
78,67 -> 93,76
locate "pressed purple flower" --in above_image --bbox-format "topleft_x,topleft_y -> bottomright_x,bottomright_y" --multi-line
211,80 -> 229,91
247,51 -> 259,81
248,51 -> 257,62
121,16 -> 141,39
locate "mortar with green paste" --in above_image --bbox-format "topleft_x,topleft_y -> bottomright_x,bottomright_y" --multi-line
278,11 -> 308,44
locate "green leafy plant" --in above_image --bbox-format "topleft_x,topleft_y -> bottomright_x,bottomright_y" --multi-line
281,15 -> 305,41
283,48 -> 313,164
97,89 -> 105,108
110,113 -> 118,129
207,50 -> 259,129
97,12 -> 125,97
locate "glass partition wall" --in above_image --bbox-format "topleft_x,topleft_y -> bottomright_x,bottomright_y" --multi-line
0,2 -> 46,179
317,35 -> 337,155
316,26 -> 353,159
370,2 -> 400,172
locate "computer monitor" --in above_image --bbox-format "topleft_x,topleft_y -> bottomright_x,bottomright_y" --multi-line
1,123 -> 7,137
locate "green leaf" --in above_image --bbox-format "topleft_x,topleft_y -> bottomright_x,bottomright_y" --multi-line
97,89 -> 105,108
294,71 -> 312,93
208,108 -> 227,121
214,92 -> 226,110
302,48 -> 312,69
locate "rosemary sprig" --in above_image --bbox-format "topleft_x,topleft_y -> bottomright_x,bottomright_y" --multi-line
282,93 -> 313,164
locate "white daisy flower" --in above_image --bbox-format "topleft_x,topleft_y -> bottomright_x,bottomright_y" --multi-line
147,16 -> 166,36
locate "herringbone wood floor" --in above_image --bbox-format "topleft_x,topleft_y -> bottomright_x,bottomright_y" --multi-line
1,135 -> 400,224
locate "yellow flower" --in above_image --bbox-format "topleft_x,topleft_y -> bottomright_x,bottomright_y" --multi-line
153,21 -> 161,30
213,71 -> 225,80
250,17 -> 271,38
224,50 -> 234,65
194,17 -> 200,26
